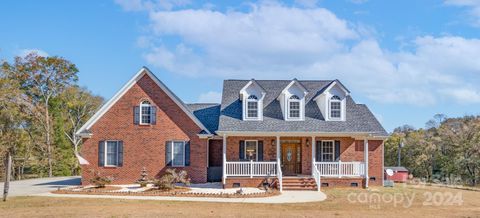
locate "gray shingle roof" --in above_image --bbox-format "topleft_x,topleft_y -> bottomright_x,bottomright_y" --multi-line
218,80 -> 388,136
186,103 -> 221,133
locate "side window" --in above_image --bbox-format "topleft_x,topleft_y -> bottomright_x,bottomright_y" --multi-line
165,141 -> 190,167
99,140 -> 123,167
140,101 -> 152,124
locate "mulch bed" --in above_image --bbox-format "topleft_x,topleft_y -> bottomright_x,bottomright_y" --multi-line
52,186 -> 280,198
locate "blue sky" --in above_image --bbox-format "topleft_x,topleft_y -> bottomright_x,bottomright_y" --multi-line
1,0 -> 480,132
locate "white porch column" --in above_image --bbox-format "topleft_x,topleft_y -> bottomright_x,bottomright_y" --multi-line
364,138 -> 369,188
222,134 -> 227,185
276,136 -> 282,192
311,136 -> 315,176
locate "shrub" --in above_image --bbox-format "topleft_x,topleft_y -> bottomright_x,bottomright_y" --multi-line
154,169 -> 190,191
89,171 -> 113,188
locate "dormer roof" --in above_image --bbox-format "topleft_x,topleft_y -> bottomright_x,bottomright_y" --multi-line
218,79 -> 387,136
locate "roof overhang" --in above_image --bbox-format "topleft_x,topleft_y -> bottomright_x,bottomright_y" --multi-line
76,67 -> 211,138
215,131 -> 388,140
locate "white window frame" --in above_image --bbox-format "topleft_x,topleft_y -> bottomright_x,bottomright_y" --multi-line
244,140 -> 258,161
168,141 -> 186,167
321,140 -> 335,162
104,140 -> 119,167
287,95 -> 302,120
245,95 -> 259,119
139,100 -> 152,125
329,96 -> 342,120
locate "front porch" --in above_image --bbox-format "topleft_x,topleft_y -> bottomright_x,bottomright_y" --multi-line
221,135 -> 374,191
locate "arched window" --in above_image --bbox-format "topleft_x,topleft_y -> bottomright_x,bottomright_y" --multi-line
246,95 -> 258,118
330,95 -> 341,119
288,95 -> 301,119
140,100 -> 152,124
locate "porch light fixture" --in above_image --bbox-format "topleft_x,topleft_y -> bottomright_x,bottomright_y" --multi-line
271,139 -> 275,146
306,138 -> 310,147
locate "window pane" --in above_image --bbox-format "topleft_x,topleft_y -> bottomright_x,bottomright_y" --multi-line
173,142 -> 185,166
289,101 -> 300,118
322,141 -> 334,162
245,141 -> 257,160
330,102 -> 341,118
247,101 -> 258,118
106,141 -> 118,166
141,106 -> 151,124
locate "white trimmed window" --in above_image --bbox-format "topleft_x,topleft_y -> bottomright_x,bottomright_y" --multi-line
330,95 -> 341,119
321,141 -> 334,162
244,140 -> 258,161
105,141 -> 119,166
140,101 -> 152,124
246,95 -> 259,119
167,141 -> 186,167
288,95 -> 301,119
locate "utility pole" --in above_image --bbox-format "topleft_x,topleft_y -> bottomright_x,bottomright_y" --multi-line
3,152 -> 12,202
397,140 -> 404,167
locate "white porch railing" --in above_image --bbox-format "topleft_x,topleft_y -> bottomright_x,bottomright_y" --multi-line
277,162 -> 283,192
312,163 -> 321,192
315,161 -> 365,177
225,161 -> 277,178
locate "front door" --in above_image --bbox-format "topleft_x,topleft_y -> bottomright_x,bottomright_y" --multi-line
282,144 -> 299,176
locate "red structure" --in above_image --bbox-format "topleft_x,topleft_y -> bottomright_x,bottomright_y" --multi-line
385,167 -> 409,183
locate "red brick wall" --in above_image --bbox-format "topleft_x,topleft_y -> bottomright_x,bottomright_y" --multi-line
226,136 -> 278,161
81,74 -> 207,185
321,178 -> 365,188
225,177 -> 274,188
208,139 -> 223,167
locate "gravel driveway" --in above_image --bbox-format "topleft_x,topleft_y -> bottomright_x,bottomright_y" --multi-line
0,176 -> 80,197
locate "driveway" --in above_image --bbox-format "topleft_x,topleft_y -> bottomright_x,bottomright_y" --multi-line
0,176 -> 80,197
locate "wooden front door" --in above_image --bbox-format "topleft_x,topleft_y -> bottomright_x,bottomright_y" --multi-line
282,144 -> 299,175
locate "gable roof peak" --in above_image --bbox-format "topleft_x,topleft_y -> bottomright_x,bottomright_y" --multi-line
239,78 -> 266,95
76,67 -> 211,136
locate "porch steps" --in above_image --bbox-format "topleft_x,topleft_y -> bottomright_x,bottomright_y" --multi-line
282,177 -> 317,191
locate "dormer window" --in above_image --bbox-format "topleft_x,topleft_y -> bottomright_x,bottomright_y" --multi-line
246,95 -> 259,119
330,96 -> 341,119
288,95 -> 301,119
140,101 -> 152,124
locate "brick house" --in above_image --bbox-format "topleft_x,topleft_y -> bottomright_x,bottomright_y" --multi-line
77,67 -> 388,191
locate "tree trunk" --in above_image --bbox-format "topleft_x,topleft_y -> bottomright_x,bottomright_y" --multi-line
3,152 -> 12,202
45,100 -> 53,177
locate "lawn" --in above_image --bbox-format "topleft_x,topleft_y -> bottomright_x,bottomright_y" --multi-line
1,185 -> 479,217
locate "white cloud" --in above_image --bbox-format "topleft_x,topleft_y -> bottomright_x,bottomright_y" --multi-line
445,0 -> 480,26
120,2 -> 480,106
18,49 -> 49,57
197,91 -> 222,103
440,87 -> 480,103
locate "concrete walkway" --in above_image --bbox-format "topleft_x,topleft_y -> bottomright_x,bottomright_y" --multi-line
35,190 -> 327,204
2,176 -> 326,203
0,176 -> 81,197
